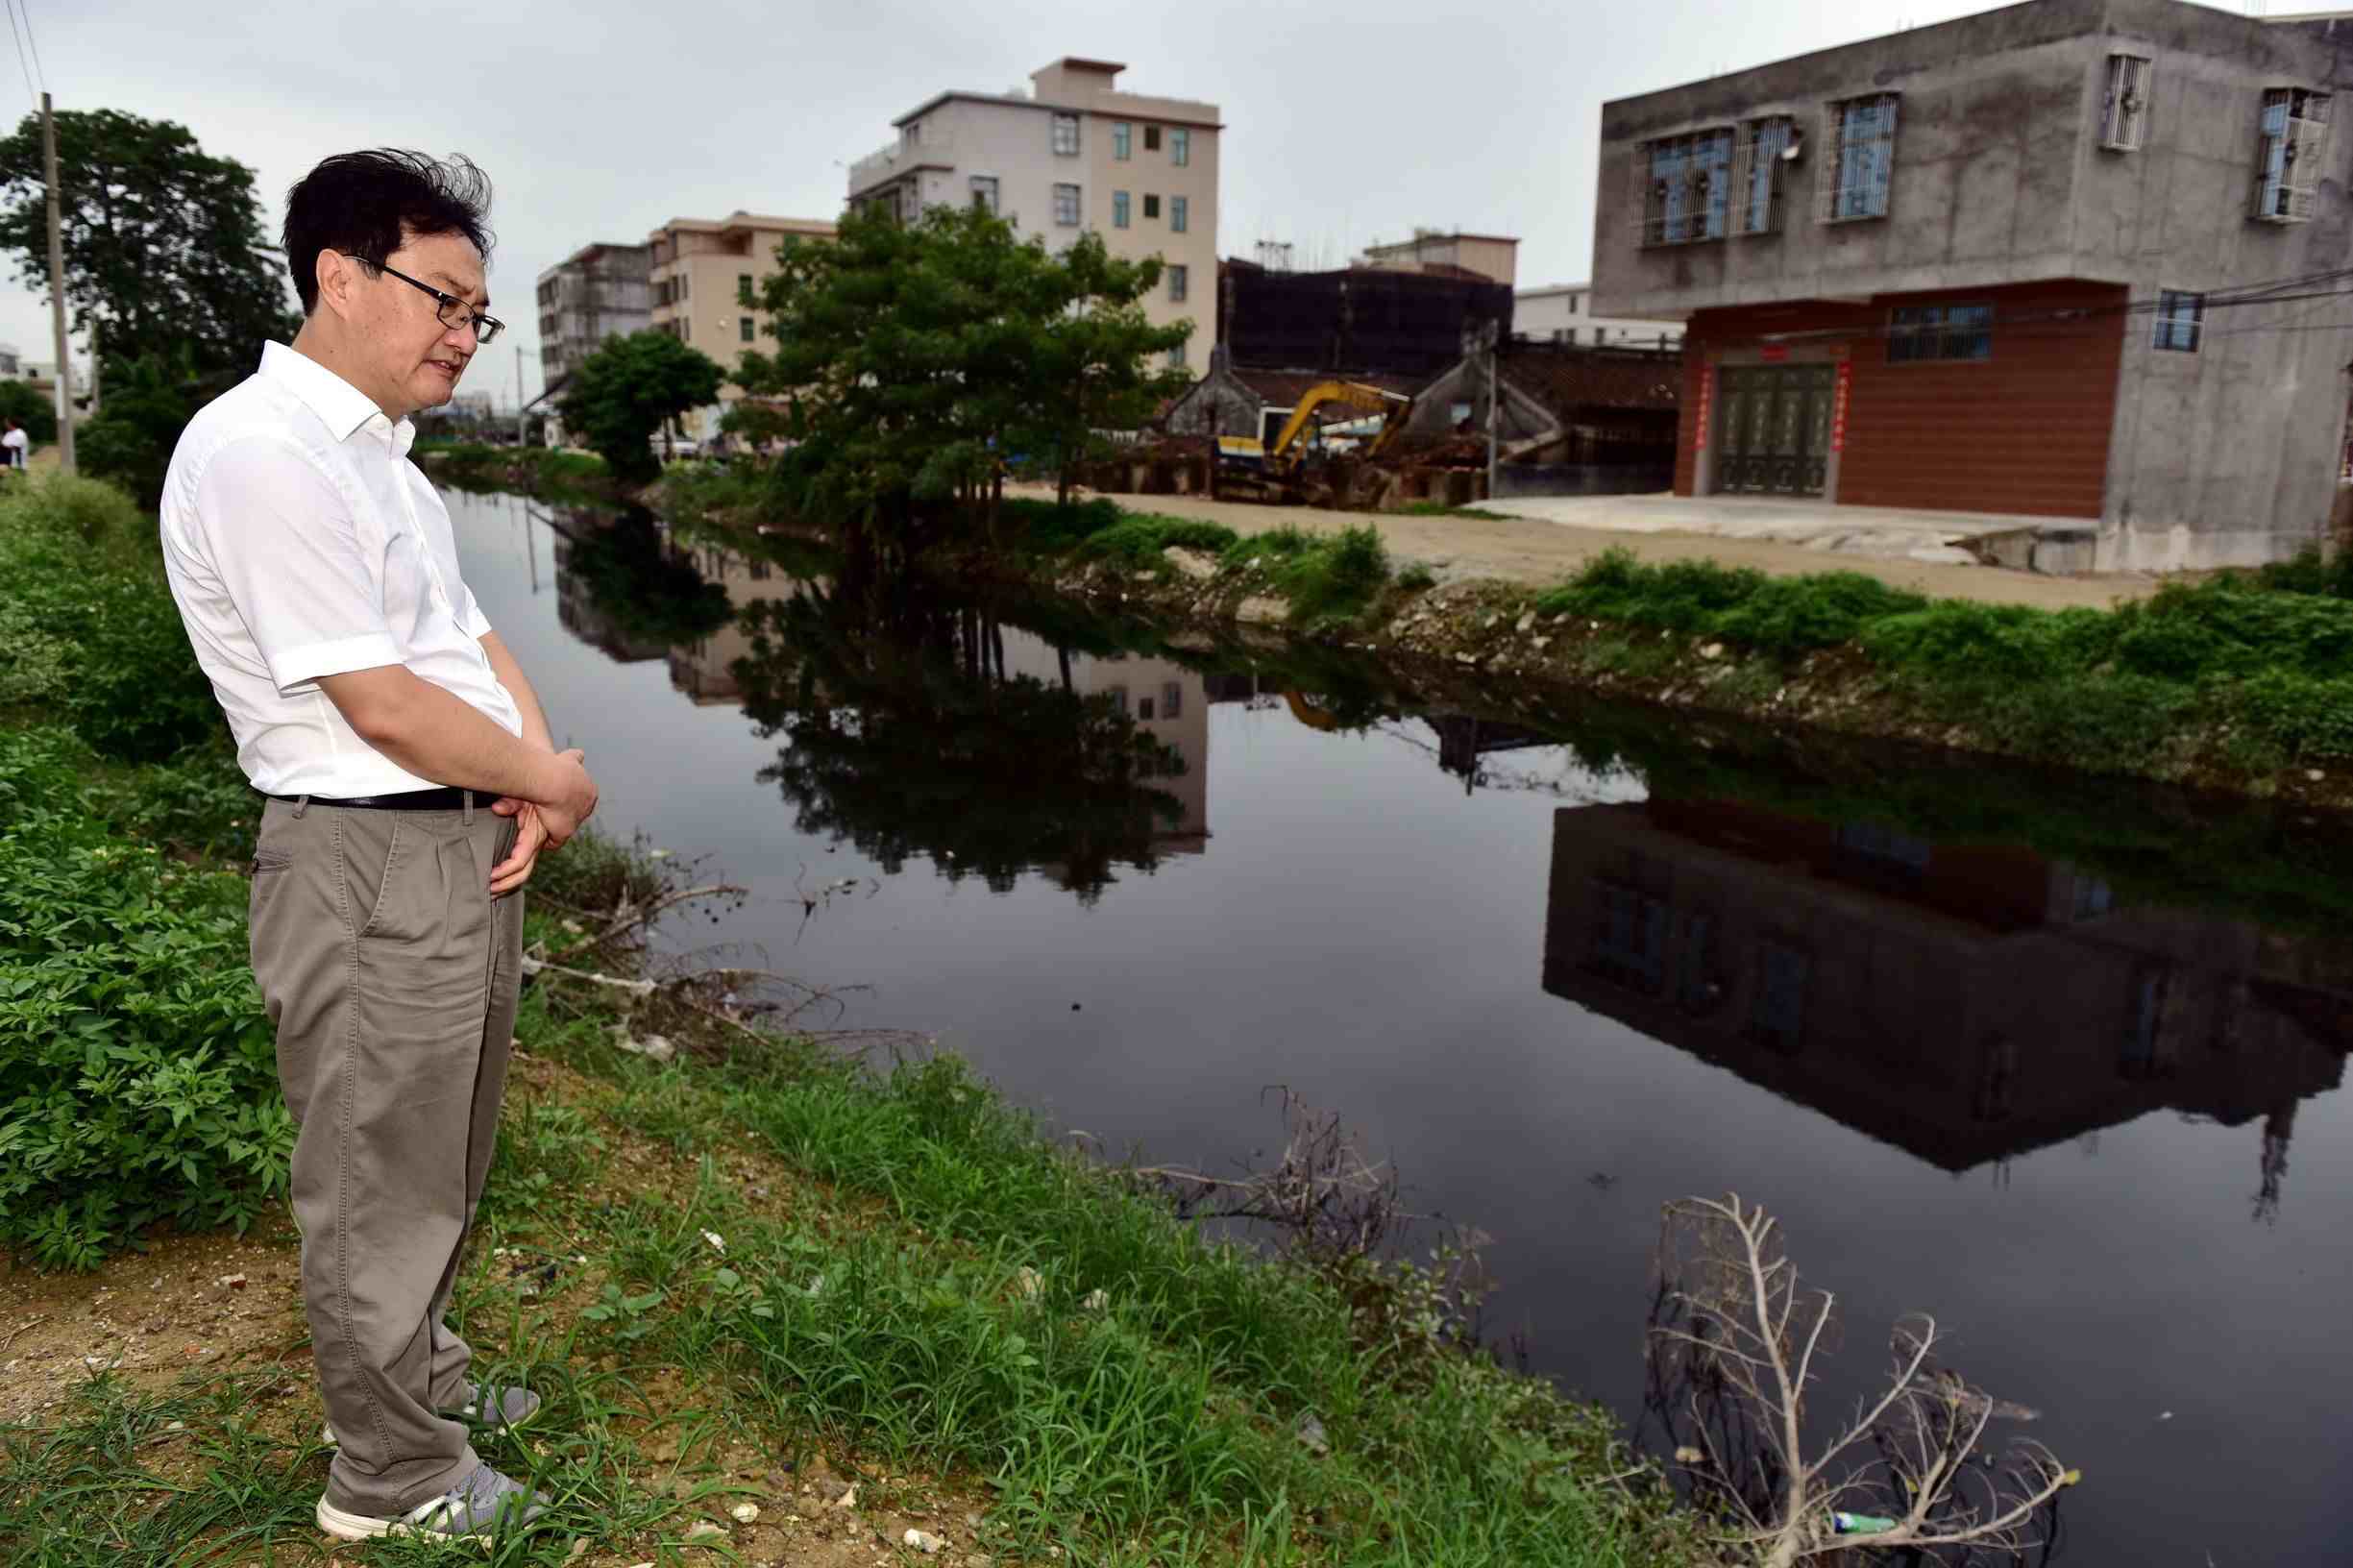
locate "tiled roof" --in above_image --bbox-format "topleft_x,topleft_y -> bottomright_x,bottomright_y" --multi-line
1501,346 -> 1680,413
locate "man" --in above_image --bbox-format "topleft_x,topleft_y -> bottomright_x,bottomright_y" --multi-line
2,415 -> 27,474
159,150 -> 598,1544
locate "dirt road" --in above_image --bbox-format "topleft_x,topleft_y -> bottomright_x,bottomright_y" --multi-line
1017,483 -> 2164,611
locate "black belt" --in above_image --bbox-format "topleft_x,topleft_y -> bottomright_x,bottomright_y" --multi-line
263,787 -> 500,812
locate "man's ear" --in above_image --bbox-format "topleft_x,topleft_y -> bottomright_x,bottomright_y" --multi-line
314,249 -> 358,320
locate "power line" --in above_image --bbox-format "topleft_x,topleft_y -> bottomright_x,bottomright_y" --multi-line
3,0 -> 35,110
14,0 -> 40,90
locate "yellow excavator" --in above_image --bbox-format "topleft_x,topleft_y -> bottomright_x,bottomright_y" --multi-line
1215,380 -> 1415,504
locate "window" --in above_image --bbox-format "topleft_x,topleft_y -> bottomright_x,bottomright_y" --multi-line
1636,128 -> 1734,245
969,175 -> 998,214
1162,681 -> 1183,719
2154,289 -> 2203,352
1819,94 -> 1900,223
1169,340 -> 1187,369
1168,263 -> 1188,302
2255,87 -> 2332,222
739,316 -> 754,343
1888,303 -> 1993,362
2101,55 -> 2150,151
1106,684 -> 1129,715
680,317 -> 691,343
737,273 -> 753,303
1114,190 -> 1131,228
1589,884 -> 1667,994
1732,116 -> 1796,235
1053,183 -> 1081,226
680,272 -> 690,298
1144,125 -> 1162,151
1139,697 -> 1156,721
1052,112 -> 1080,156
1569,292 -> 1581,311
902,120 -> 922,147
1171,128 -> 1189,165
1143,193 -> 1161,220
1113,121 -> 1132,160
1171,195 -> 1188,233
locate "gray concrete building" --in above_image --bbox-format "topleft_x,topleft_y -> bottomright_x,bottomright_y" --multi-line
534,241 -> 654,387
1591,0 -> 2353,570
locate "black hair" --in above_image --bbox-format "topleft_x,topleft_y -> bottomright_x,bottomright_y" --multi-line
282,150 -> 494,314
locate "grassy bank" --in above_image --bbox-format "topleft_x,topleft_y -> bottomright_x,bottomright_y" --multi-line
0,473 -> 1703,1565
415,440 -> 617,503
852,487 -> 2353,802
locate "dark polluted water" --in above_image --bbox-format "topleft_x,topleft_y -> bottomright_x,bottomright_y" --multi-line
446,487 -> 2353,1564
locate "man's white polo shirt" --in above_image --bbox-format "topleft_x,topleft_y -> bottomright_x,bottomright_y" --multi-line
159,343 -> 523,797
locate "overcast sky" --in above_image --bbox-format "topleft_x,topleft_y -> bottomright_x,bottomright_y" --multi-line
8,0 -> 2136,406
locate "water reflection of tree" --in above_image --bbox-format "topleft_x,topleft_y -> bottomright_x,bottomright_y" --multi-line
558,507 -> 735,649
729,585 -> 1189,902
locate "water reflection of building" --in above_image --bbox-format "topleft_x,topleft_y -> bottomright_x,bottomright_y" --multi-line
662,545 -> 805,705
1543,799 -> 2350,1188
1003,643 -> 1209,852
551,533 -> 667,664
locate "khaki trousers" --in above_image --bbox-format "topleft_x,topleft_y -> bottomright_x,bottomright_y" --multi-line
249,796 -> 523,1515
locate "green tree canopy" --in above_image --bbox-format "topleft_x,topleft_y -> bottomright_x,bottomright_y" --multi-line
0,109 -> 298,377
736,205 -> 1189,553
0,380 -> 57,444
556,330 -> 725,484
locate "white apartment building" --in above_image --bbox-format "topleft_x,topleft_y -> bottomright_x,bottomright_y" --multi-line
847,58 -> 1221,370
1515,282 -> 1682,350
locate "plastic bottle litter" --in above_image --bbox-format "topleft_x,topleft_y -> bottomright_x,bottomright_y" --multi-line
1831,1512 -> 1900,1535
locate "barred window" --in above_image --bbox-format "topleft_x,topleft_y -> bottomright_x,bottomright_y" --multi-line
1113,121 -> 1132,160
1053,184 -> 1081,226
2101,55 -> 2150,151
1113,190 -> 1130,229
2254,87 -> 2332,222
1732,116 -> 1796,235
1171,128 -> 1190,166
1820,94 -> 1900,223
1051,113 -> 1080,156
1636,128 -> 1734,246
969,176 -> 998,214
1888,303 -> 1992,363
1169,263 -> 1188,303
1172,195 -> 1189,233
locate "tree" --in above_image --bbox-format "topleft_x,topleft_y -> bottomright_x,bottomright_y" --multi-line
556,330 -> 725,485
77,349 -> 204,510
0,110 -> 298,377
737,205 -> 1189,553
0,380 -> 57,445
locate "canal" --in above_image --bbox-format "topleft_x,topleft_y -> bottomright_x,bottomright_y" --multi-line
447,486 -> 2352,1564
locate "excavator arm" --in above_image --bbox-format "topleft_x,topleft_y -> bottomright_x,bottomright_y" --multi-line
1264,380 -> 1414,471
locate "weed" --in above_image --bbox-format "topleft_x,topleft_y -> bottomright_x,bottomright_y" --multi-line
1396,561 -> 1438,593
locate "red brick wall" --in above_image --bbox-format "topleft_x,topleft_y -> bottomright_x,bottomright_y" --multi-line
1674,282 -> 2128,518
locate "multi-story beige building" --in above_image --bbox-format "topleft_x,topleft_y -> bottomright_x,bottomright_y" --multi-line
1355,230 -> 1520,287
847,58 -> 1222,370
646,210 -> 838,441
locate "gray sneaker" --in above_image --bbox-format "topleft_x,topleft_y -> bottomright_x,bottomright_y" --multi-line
314,1462 -> 550,1543
320,1383 -> 542,1446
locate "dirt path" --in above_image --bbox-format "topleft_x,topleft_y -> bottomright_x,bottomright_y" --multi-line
1017,482 -> 2165,612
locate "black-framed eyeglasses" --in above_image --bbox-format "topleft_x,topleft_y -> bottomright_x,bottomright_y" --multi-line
377,262 -> 504,344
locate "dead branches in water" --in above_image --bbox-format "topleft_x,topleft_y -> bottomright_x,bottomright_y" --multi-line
1649,1193 -> 2078,1566
1104,1089 -> 1492,1375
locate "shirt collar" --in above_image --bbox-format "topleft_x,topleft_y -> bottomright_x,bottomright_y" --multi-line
259,342 -> 416,457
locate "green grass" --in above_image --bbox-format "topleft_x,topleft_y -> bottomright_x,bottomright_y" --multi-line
1537,548 -> 2353,774
1222,525 -> 1396,628
417,442 -> 613,501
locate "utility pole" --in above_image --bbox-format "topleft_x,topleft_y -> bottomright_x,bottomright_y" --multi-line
1485,317 -> 1500,502
40,92 -> 76,476
514,343 -> 527,447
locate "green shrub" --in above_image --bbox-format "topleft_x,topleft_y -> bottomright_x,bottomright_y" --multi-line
1397,561 -> 1437,592
0,475 -> 227,762
1002,496 -> 1123,553
1076,513 -> 1239,566
2231,671 -> 2353,761
0,727 -> 290,1270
